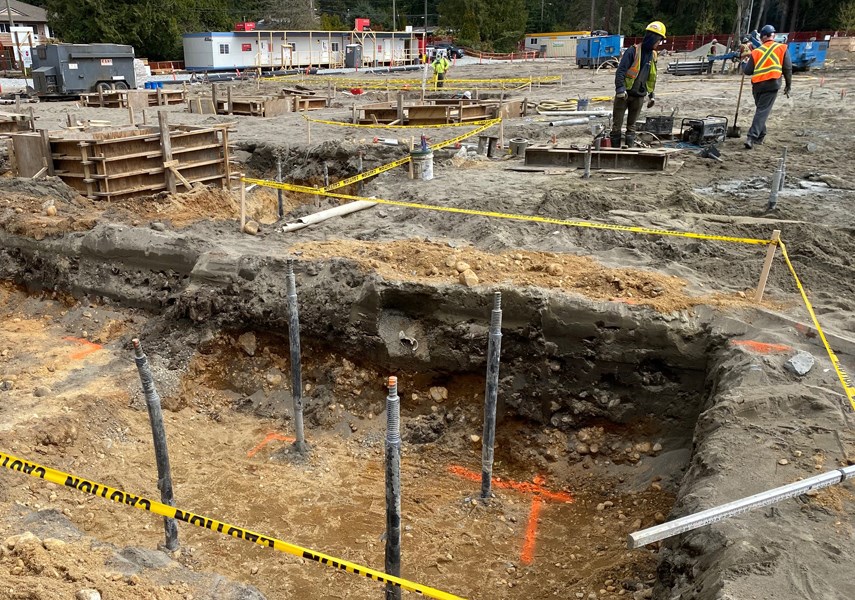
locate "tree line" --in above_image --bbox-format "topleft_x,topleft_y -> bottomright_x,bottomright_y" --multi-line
33,0 -> 855,59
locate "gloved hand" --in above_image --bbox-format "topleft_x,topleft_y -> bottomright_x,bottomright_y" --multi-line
784,85 -> 791,97
647,98 -> 655,108
615,90 -> 627,99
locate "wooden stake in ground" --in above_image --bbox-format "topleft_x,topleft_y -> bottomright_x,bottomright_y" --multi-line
240,178 -> 246,231
754,229 -> 781,303
158,111 -> 176,193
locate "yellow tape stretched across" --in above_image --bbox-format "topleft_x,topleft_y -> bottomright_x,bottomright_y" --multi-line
299,118 -> 498,193
266,75 -> 560,86
0,451 -> 465,600
303,114 -> 499,130
242,177 -> 772,246
779,242 -> 855,411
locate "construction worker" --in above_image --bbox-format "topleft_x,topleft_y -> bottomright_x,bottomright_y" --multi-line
432,53 -> 451,89
611,21 -> 666,148
741,24 -> 792,149
739,36 -> 753,59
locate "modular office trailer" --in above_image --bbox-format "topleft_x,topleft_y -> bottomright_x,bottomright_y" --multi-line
183,30 -> 420,71
31,43 -> 136,96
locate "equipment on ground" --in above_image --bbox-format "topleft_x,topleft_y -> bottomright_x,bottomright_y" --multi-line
639,115 -> 675,135
344,44 -> 362,69
788,40 -> 828,71
680,116 -> 728,146
576,34 -> 622,69
31,43 -> 136,98
727,73 -> 746,138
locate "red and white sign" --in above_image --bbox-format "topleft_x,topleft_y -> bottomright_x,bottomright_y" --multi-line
100,58 -> 113,66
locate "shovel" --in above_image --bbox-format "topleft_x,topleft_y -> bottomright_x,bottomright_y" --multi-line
727,72 -> 746,138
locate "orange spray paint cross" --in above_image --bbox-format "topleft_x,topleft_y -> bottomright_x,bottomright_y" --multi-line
246,432 -> 295,458
448,465 -> 573,565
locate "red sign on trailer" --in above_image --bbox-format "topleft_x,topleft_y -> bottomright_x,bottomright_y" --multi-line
235,22 -> 256,32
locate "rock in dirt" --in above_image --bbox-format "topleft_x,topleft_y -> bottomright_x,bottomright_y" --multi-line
784,351 -> 815,376
546,263 -> 564,276
818,174 -> 855,190
237,332 -> 257,357
459,269 -> 479,287
243,220 -> 260,235
33,386 -> 50,397
455,261 -> 471,273
150,222 -> 166,232
45,205 -> 57,217
75,590 -> 101,600
429,386 -> 448,402
404,413 -> 447,444
1,380 -> 14,391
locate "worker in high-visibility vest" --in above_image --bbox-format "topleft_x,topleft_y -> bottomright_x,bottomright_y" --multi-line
741,24 -> 792,149
611,21 -> 666,149
432,53 -> 451,89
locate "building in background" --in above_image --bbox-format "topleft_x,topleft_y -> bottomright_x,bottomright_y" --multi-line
183,28 -> 421,71
524,31 -> 590,59
0,0 -> 50,69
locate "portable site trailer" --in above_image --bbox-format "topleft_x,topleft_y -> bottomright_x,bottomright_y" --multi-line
31,43 -> 136,97
182,30 -> 419,71
524,31 -> 589,59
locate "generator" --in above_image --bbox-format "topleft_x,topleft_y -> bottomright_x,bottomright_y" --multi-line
576,34 -> 622,68
680,116 -> 728,145
31,43 -> 136,98
788,40 -> 828,71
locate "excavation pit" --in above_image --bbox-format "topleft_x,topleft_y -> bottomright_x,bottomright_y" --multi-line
0,226 -> 728,600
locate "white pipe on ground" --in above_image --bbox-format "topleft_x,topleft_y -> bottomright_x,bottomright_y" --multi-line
282,200 -> 377,232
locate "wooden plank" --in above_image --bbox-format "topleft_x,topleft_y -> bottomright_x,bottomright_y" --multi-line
39,130 -> 55,176
158,112 -> 176,193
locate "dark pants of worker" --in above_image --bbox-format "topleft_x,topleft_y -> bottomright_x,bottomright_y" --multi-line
612,94 -> 645,134
748,86 -> 778,142
436,72 -> 445,88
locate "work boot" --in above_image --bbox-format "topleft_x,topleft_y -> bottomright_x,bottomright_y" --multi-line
744,138 -> 754,149
624,132 -> 636,148
609,132 -> 621,149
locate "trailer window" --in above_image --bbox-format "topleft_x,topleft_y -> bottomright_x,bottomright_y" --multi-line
331,42 -> 340,52
219,44 -> 230,55
530,38 -> 537,45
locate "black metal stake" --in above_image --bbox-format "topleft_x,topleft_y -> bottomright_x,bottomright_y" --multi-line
132,338 -> 179,551
286,259 -> 307,453
385,376 -> 402,600
480,292 -> 503,500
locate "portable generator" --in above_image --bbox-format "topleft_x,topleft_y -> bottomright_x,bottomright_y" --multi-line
680,116 -> 728,145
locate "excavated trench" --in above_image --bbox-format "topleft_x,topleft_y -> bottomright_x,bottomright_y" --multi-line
0,221 -> 755,599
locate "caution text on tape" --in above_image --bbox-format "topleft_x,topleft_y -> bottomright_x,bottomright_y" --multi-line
0,451 -> 464,600
303,114 -> 500,130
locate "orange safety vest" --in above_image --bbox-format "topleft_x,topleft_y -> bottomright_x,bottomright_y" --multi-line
624,44 -> 658,93
750,41 -> 787,83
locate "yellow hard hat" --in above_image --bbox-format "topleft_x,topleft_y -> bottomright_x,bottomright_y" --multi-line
646,21 -> 666,37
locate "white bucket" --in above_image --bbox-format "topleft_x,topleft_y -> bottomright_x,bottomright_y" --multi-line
411,150 -> 434,180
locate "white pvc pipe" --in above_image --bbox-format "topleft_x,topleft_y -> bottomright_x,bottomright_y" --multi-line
282,200 -> 377,232
548,117 -> 594,127
536,110 -> 610,117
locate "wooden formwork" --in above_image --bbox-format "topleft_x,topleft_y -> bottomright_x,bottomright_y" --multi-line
0,111 -> 35,135
357,97 -> 522,125
80,88 -> 187,109
187,83 -> 328,117
9,117 -> 231,201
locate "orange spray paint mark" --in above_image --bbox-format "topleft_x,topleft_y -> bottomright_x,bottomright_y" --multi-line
448,465 -> 573,503
62,337 -> 103,360
520,496 -> 543,565
730,340 -> 792,354
448,465 -> 573,566
247,432 -> 295,458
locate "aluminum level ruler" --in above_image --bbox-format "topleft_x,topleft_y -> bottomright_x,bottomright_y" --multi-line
628,464 -> 855,548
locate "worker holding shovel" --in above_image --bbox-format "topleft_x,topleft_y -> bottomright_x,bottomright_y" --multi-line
741,24 -> 792,149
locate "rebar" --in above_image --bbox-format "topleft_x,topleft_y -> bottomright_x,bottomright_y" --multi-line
132,339 -> 179,551
384,376 -> 402,600
480,292 -> 503,500
286,259 -> 307,453
767,158 -> 783,211
276,156 -> 284,219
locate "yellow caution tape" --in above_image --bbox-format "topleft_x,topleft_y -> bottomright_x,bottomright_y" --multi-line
265,75 -> 560,86
242,177 -> 773,246
258,118 -> 499,194
303,114 -> 500,130
779,242 -> 855,410
0,451 -> 465,600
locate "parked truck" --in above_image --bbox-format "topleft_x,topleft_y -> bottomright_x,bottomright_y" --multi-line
31,43 -> 137,98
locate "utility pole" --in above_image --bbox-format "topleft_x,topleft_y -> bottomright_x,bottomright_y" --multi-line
590,0 -> 596,31
424,0 -> 428,31
392,0 -> 396,30
618,6 -> 622,36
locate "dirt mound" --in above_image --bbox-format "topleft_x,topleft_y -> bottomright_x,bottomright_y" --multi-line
293,238 -> 754,312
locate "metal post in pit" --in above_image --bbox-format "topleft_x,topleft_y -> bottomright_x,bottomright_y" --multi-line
480,292 -> 503,500
286,259 -> 307,453
384,376 -> 402,600
277,156 -> 284,220
132,339 -> 179,551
